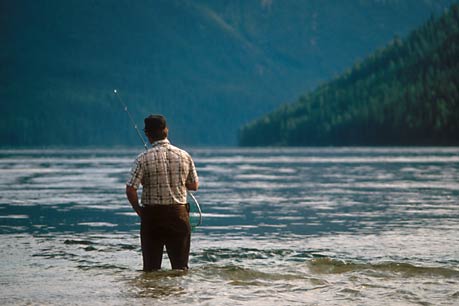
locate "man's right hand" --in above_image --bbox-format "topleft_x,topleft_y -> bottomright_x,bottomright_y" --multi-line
186,181 -> 199,191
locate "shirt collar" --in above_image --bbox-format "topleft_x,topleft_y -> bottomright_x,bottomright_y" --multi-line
151,138 -> 170,148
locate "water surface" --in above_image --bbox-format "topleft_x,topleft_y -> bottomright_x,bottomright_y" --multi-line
1,147 -> 458,305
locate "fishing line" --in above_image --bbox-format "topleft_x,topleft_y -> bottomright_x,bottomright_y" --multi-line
113,89 -> 148,151
113,89 -> 202,227
188,191 -> 202,227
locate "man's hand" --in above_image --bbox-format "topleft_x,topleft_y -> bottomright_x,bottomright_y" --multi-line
186,181 -> 199,191
126,185 -> 143,217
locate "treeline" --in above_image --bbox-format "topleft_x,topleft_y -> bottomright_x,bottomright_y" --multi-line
239,3 -> 459,146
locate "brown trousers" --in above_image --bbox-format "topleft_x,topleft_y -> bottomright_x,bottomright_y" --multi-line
140,204 -> 191,271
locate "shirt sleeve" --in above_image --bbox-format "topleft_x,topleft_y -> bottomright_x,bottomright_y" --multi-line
186,156 -> 199,184
126,155 -> 144,189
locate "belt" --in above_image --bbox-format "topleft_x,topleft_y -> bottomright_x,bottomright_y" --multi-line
142,203 -> 190,212
143,203 -> 187,207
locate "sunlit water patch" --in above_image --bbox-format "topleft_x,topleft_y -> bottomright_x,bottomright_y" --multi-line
0,147 -> 458,305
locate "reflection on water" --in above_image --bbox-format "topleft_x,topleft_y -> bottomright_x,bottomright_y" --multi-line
126,270 -> 189,299
0,147 -> 458,305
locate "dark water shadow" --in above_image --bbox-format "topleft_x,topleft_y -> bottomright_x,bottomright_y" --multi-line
0,202 -> 138,234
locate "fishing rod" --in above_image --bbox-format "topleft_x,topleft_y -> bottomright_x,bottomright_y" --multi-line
113,89 -> 148,151
113,89 -> 202,227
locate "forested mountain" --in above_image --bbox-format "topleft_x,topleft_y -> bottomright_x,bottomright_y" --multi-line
239,3 -> 459,146
1,0 -> 455,147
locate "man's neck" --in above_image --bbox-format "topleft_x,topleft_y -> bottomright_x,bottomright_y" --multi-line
150,138 -> 169,147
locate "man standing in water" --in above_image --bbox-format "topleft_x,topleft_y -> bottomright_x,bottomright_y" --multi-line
126,114 -> 199,271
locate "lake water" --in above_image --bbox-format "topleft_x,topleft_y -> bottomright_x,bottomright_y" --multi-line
1,147 -> 458,305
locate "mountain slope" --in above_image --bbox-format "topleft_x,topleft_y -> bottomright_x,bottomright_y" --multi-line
0,0 -> 455,146
239,3 -> 459,146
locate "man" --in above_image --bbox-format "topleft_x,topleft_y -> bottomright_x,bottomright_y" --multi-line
126,114 -> 199,271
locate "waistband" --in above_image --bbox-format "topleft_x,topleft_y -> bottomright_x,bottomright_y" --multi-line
142,203 -> 190,213
142,203 -> 189,209
143,203 -> 187,207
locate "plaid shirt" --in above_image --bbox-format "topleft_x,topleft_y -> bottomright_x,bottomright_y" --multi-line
127,139 -> 198,205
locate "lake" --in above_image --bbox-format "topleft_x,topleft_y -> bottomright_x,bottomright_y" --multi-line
1,147 -> 458,305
